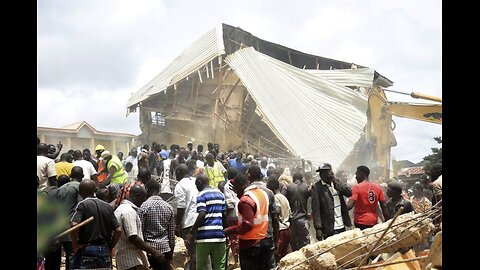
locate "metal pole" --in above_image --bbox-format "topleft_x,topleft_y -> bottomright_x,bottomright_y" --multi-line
355,206 -> 404,269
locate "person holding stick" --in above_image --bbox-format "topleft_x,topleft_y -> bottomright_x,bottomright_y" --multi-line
70,179 -> 121,269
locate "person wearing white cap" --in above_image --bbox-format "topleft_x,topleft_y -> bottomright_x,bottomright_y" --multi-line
99,151 -> 128,188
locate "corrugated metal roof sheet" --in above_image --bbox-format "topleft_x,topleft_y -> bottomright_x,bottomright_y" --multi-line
305,68 -> 375,88
225,47 -> 368,168
126,24 -> 225,108
397,166 -> 424,176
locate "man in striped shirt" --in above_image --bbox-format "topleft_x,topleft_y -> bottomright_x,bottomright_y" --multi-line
311,163 -> 352,240
187,174 -> 227,270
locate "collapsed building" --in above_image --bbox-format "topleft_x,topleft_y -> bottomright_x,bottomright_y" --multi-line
126,23 -> 393,170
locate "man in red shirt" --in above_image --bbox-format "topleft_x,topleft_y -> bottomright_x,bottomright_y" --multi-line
346,166 -> 390,230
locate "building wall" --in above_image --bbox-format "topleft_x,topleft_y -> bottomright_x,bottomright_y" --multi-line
38,130 -> 136,159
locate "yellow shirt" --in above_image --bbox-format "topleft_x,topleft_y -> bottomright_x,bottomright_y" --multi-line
55,161 -> 74,178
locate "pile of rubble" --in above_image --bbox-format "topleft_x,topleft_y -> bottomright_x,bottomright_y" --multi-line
172,236 -> 189,269
278,212 -> 435,270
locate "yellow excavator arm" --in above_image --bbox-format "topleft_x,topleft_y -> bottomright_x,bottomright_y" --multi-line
386,102 -> 442,125
366,86 -> 442,180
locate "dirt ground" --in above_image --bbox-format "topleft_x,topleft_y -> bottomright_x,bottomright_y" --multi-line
60,237 -> 239,270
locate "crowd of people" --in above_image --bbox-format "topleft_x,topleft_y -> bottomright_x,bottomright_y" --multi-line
37,138 -> 442,270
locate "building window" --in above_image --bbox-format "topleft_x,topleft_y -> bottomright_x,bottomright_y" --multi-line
151,112 -> 166,126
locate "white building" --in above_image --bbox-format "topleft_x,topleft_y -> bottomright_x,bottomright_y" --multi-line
37,121 -> 138,156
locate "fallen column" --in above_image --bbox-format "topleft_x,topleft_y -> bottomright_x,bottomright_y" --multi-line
278,212 -> 435,270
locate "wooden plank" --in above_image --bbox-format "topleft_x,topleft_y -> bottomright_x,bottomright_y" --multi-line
193,78 -> 201,115
189,76 -> 195,102
243,108 -> 256,136
172,87 -> 177,113
197,70 -> 203,83
217,79 -> 240,119
210,61 -> 214,78
357,254 -> 427,270
212,66 -> 224,141
224,104 -> 242,117
213,112 -> 230,125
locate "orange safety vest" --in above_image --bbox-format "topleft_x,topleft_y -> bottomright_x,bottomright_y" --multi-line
97,160 -> 108,183
237,185 -> 269,240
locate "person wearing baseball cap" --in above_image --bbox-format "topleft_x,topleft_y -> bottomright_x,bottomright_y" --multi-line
315,163 -> 332,172
94,145 -> 109,184
385,181 -> 414,220
99,150 -> 128,188
311,162 -> 353,240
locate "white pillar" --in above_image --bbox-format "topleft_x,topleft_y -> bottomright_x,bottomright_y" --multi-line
66,137 -> 71,151
90,138 -> 95,152
112,139 -> 117,155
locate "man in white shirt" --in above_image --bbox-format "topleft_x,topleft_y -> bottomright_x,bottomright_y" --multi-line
159,151 -> 175,194
72,150 -> 98,184
123,148 -> 138,168
266,175 -> 292,263
37,143 -> 58,191
311,163 -> 353,240
114,185 -> 164,270
124,162 -> 138,184
174,164 -> 199,270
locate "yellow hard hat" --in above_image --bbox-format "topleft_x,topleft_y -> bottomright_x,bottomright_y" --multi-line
95,144 -> 105,151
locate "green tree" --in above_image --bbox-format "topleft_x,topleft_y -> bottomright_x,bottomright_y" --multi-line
392,159 -> 415,175
422,136 -> 442,173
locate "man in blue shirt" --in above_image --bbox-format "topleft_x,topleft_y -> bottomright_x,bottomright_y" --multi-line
187,174 -> 227,270
229,152 -> 245,172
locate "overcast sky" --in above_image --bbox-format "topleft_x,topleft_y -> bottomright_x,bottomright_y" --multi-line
37,0 -> 441,164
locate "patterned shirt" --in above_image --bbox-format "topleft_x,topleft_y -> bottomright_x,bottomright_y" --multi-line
321,179 -> 344,230
196,188 -> 227,243
139,196 -> 175,253
410,196 -> 432,214
114,199 -> 149,270
115,181 -> 143,208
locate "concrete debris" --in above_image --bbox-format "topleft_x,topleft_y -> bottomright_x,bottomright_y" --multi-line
278,212 -> 434,269
363,212 -> 434,256
307,251 -> 337,270
172,236 -> 189,269
278,250 -> 313,270
324,228 -> 366,266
